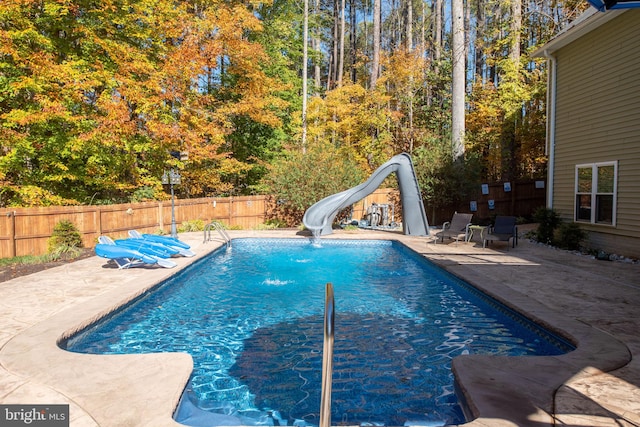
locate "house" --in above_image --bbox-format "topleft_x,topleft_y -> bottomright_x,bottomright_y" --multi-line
532,8 -> 640,259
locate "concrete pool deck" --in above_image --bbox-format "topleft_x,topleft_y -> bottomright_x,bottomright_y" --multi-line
0,228 -> 638,427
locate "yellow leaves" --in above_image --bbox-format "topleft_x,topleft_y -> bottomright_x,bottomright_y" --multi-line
305,83 -> 399,169
43,1 -> 71,18
2,108 -> 31,127
5,185 -> 78,207
1,0 -> 292,203
214,4 -> 264,40
382,49 -> 429,91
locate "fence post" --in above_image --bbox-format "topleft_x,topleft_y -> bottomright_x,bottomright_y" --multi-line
510,181 -> 516,216
158,201 -> 165,232
8,211 -> 16,258
95,207 -> 103,240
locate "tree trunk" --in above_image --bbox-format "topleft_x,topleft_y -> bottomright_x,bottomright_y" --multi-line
451,0 -> 465,161
433,0 -> 442,76
406,0 -> 413,50
507,0 -> 522,180
420,0 -> 426,53
337,0 -> 346,86
510,0 -> 522,63
313,0 -> 322,90
370,0 -> 381,88
465,0 -> 470,71
302,0 -> 309,152
328,0 -> 339,89
474,0 -> 485,81
350,0 -> 357,83
406,0 -> 414,152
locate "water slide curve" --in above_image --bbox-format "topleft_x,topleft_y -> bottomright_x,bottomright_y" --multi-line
303,153 -> 429,236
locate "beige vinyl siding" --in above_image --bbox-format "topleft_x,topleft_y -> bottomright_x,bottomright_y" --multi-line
552,10 -> 640,257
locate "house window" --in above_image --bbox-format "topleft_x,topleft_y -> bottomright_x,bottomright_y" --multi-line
575,162 -> 617,225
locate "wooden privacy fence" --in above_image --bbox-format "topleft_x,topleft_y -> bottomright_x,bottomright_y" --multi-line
0,182 -> 545,258
428,179 -> 547,225
0,189 -> 397,258
467,179 -> 547,222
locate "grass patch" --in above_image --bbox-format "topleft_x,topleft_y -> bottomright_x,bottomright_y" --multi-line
0,254 -> 57,267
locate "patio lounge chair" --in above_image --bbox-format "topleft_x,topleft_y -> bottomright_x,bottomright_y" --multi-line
483,216 -> 518,249
435,213 -> 473,244
94,243 -> 158,269
128,230 -> 196,257
98,236 -> 177,268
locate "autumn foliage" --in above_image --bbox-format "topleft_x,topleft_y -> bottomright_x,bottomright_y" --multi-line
0,0 -> 287,206
1,0 -> 581,212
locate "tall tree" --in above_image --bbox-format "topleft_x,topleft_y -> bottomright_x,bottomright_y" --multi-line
510,0 -> 522,63
337,0 -> 346,86
329,0 -> 339,88
312,0 -> 323,90
451,0 -> 465,160
302,0 -> 309,151
405,0 -> 413,50
474,0 -> 486,81
370,0 -> 381,88
350,0 -> 357,83
433,0 -> 443,76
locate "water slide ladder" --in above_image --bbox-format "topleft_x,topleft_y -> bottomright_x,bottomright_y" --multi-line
321,283 -> 335,427
203,221 -> 231,247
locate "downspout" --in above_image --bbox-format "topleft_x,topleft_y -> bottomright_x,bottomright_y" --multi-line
543,50 -> 557,209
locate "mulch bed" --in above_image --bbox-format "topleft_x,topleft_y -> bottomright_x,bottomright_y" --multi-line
0,248 -> 94,283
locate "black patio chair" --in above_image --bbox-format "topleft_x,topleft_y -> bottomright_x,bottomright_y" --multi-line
483,216 -> 518,249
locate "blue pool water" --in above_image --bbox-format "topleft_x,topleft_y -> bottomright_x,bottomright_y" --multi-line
63,238 -> 573,427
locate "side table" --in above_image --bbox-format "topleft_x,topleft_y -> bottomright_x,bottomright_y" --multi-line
467,225 -> 488,243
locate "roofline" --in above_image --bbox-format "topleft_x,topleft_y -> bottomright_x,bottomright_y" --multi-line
531,8 -> 629,57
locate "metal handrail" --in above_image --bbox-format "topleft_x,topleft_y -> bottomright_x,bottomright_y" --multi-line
203,221 -> 231,247
320,282 -> 335,427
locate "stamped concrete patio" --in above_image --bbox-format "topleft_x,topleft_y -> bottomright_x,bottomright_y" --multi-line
0,228 -> 638,427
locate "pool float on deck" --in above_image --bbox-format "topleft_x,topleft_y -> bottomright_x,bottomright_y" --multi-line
128,230 -> 196,257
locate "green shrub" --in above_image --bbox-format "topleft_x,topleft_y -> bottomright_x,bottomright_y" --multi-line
47,220 -> 83,258
130,186 -> 158,202
532,207 -> 562,244
254,223 -> 277,230
178,219 -> 206,232
554,223 -> 587,251
412,143 -> 481,212
208,220 -> 228,229
266,142 -> 365,222
254,218 -> 289,230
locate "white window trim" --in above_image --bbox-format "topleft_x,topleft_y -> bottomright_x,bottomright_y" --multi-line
574,161 -> 618,226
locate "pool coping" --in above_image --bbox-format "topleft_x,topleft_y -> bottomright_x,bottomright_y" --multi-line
0,229 -> 637,427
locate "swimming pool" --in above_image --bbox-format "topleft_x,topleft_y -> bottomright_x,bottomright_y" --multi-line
63,238 -> 573,427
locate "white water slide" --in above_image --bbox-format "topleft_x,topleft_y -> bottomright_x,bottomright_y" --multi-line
303,153 -> 429,236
